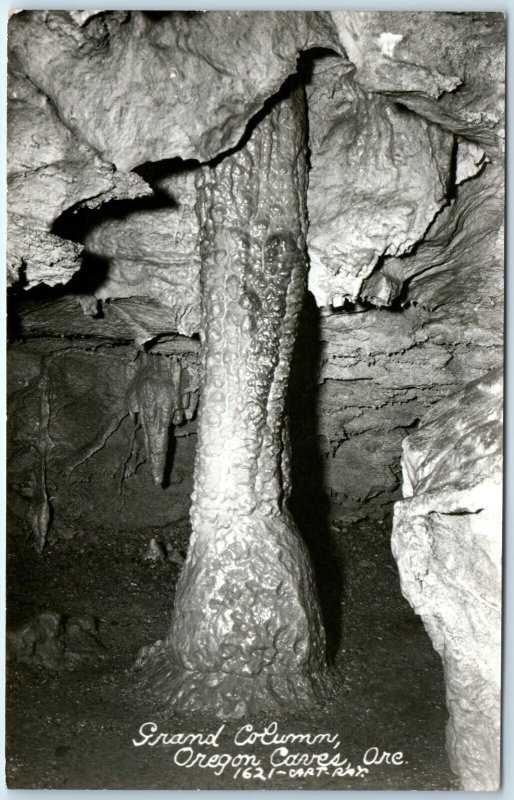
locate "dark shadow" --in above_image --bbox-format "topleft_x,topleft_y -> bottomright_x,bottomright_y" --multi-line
49,156 -> 201,254
51,192 -> 178,245
8,253 -> 112,340
133,157 -> 200,186
300,46 -> 345,88
288,292 -> 343,663
47,253 -> 110,297
9,158 -> 201,328
161,422 -> 177,489
7,284 -> 25,343
141,11 -> 201,22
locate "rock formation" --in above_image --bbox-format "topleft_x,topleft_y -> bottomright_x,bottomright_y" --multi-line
7,611 -> 107,670
135,83 -> 330,717
306,53 -> 454,307
392,369 -> 503,790
6,8 -> 504,735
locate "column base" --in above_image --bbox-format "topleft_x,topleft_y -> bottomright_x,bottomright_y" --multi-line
134,638 -> 334,718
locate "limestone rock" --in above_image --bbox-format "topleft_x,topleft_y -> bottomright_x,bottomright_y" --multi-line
130,353 -> 200,485
331,11 -> 461,98
306,57 -> 453,307
7,342 -> 199,546
363,160 -> 504,315
7,611 -> 107,669
8,10 -> 339,171
82,167 -> 201,338
401,165 -> 502,311
136,84 -> 330,717
391,368 -> 502,790
330,12 -> 505,156
6,9 -> 505,537
286,231 -> 502,525
7,217 -> 83,289
7,70 -> 148,227
7,65 -> 152,289
17,296 -> 203,348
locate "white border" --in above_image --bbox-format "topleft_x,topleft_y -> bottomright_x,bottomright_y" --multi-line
0,4 -> 511,799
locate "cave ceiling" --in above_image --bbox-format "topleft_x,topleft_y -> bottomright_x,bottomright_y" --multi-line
7,10 -> 504,338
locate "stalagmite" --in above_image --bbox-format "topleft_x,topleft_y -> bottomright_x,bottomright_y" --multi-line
135,82 -> 330,717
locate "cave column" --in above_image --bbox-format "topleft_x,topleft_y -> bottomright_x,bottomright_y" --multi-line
138,83 -> 328,717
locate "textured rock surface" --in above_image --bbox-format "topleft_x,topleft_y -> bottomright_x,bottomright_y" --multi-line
17,297 -> 201,348
7,611 -> 106,670
363,154 -> 503,311
5,10 -> 504,734
135,85 -> 329,717
331,11 -> 460,98
391,369 -> 502,790
292,167 -> 503,527
7,220 -> 83,290
7,64 -> 151,289
8,10 -> 338,170
306,55 -> 453,306
8,10 -> 503,316
80,166 -> 201,338
304,68 -> 503,524
8,11 -> 504,529
131,353 -> 199,486
7,340 -> 199,550
12,159 -> 504,529
305,12 -> 504,309
330,12 -> 504,156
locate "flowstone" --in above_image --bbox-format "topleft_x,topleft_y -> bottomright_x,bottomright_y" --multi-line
391,368 -> 503,790
135,83 -> 330,717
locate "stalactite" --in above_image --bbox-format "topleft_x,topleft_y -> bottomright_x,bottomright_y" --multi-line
132,353 -> 199,486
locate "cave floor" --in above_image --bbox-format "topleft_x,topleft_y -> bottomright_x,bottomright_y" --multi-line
5,518 -> 456,790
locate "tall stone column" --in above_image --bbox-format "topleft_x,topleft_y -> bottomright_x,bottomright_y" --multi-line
136,82 -> 329,718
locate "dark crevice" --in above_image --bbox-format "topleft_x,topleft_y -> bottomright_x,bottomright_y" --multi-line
288,292 -> 342,663
429,509 -> 484,516
132,157 -> 200,187
160,423 -> 177,489
141,11 -> 202,22
204,48 -> 339,172
51,194 -> 177,245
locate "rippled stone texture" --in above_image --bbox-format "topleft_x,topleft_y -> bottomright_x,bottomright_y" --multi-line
135,84 -> 329,717
391,369 -> 502,790
330,12 -> 504,156
82,168 -> 201,338
8,10 -> 338,170
7,63 -> 151,289
306,55 -> 453,307
378,162 -> 504,312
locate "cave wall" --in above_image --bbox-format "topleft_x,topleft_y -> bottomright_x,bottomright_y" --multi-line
7,341 -> 199,547
392,368 -> 503,790
8,169 -> 503,539
6,10 -> 504,545
309,163 -> 503,525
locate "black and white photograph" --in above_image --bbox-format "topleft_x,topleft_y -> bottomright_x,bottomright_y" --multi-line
4,6 -> 505,792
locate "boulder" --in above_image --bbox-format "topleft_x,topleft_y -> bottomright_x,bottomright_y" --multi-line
391,368 -> 503,790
